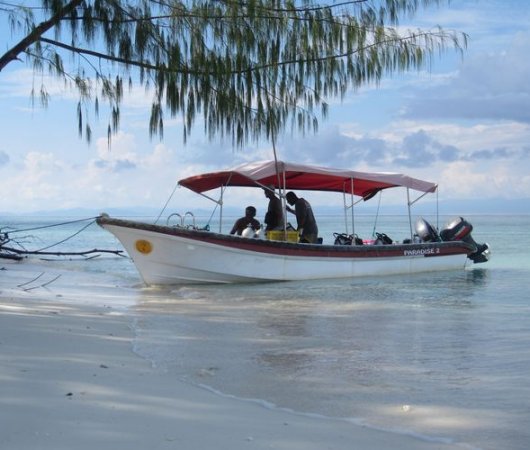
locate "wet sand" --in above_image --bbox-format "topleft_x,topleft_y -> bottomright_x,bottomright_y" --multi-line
0,261 -> 462,449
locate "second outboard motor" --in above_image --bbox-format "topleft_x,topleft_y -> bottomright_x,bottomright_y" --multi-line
440,217 -> 490,264
415,218 -> 441,242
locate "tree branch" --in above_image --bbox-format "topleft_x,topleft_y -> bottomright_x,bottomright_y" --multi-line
0,0 -> 84,71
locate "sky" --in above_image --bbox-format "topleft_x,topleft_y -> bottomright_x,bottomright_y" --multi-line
1,0 -> 529,215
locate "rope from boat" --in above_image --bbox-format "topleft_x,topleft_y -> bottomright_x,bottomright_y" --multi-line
5,216 -> 99,234
34,220 -> 95,252
2,217 -> 98,252
1,216 -> 124,258
154,182 -> 180,224
204,203 -> 219,229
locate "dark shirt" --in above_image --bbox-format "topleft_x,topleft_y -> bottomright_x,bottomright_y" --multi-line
230,216 -> 261,235
265,195 -> 284,231
294,198 -> 318,243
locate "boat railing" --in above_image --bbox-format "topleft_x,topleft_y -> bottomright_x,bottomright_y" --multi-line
184,211 -> 196,228
166,213 -> 183,226
166,211 -> 196,228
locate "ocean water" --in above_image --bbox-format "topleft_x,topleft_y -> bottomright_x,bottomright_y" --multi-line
2,214 -> 529,449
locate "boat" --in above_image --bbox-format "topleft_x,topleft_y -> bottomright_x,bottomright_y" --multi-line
96,160 -> 490,285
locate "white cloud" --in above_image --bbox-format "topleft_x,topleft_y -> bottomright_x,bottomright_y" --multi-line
384,121 -> 530,155
401,30 -> 530,123
95,131 -> 137,163
296,119 -> 529,168
439,160 -> 530,199
0,150 -> 9,166
0,151 -> 70,210
144,143 -> 173,168
273,117 -> 530,202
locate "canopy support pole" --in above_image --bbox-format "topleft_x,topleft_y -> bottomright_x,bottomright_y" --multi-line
271,137 -> 288,233
341,179 -> 355,236
218,187 -> 224,233
342,190 -> 348,234
408,189 -> 433,207
407,188 -> 413,240
281,169 -> 287,231
436,188 -> 440,230
351,178 -> 355,238
216,173 -> 233,232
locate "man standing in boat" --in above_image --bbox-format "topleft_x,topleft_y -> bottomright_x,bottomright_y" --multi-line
263,186 -> 284,231
285,191 -> 319,244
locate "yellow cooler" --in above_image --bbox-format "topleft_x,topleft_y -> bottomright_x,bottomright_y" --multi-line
266,230 -> 299,242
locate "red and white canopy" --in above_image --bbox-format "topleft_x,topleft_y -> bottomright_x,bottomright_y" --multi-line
178,160 -> 437,199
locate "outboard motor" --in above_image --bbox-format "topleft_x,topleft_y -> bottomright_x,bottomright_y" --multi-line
415,218 -> 441,242
440,217 -> 490,264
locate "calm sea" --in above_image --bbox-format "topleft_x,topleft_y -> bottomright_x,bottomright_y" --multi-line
2,214 -> 529,450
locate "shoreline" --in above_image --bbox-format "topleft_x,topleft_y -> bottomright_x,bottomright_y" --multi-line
1,263 -> 463,449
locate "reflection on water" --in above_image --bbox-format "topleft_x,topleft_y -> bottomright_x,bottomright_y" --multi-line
466,267 -> 489,284
131,267 -> 530,449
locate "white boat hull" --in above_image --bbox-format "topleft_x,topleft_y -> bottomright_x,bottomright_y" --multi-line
98,217 -> 473,285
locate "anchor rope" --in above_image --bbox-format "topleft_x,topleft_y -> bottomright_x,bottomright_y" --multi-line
34,220 -> 96,252
1,216 -> 121,258
4,216 -> 99,234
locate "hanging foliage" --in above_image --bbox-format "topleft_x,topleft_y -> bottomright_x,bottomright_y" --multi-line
0,0 -> 467,146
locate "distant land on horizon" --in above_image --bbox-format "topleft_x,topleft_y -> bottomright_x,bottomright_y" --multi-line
2,197 -> 529,218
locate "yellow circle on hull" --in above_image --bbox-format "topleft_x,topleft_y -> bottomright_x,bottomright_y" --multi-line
135,239 -> 153,254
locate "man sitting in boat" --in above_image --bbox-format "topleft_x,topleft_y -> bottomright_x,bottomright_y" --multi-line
230,206 -> 261,236
263,186 -> 284,231
285,191 -> 319,244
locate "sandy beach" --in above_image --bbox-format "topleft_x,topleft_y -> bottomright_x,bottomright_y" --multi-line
1,262 -> 463,449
